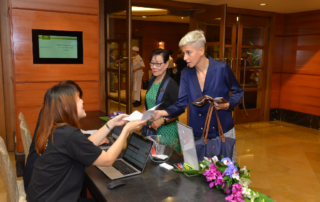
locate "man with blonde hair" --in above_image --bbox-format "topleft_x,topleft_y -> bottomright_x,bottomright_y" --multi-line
151,30 -> 243,161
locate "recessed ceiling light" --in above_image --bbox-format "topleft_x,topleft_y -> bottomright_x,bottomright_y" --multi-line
260,3 -> 266,6
181,17 -> 184,19
142,16 -> 146,18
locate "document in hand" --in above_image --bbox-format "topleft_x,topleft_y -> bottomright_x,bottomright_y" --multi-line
123,103 -> 162,121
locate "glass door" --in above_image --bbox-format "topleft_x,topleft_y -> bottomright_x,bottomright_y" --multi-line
190,5 -> 227,61
233,15 -> 270,124
105,0 -> 132,114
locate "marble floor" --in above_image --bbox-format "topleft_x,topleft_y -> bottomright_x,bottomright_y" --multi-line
1,121 -> 320,201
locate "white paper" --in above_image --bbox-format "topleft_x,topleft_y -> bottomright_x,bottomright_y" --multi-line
123,110 -> 143,121
123,103 -> 162,121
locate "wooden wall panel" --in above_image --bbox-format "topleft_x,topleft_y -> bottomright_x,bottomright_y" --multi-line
0,35 -> 7,144
11,0 -> 99,15
275,13 -> 285,36
272,37 -> 284,73
279,73 -> 320,116
285,10 -> 320,36
282,35 -> 320,75
12,9 -> 100,82
11,1 -> 100,153
270,73 -> 281,109
15,81 -> 100,152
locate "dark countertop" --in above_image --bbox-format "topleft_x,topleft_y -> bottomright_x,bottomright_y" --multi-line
85,151 -> 228,202
81,111 -> 228,202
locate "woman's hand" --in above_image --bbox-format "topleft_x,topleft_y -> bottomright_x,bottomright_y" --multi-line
151,118 -> 164,131
99,138 -> 109,145
123,120 -> 148,134
214,102 -> 230,110
108,114 -> 129,129
150,110 -> 168,122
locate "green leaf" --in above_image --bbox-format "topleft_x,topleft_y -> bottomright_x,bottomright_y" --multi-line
244,198 -> 251,202
217,166 -> 226,173
220,155 -> 225,159
244,176 -> 251,179
250,188 -> 275,202
173,169 -> 203,175
200,160 -> 210,167
99,117 -> 109,121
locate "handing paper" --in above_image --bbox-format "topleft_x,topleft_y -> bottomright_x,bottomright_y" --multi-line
123,103 -> 162,121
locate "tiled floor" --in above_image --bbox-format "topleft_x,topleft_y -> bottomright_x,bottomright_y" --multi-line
1,121 -> 320,201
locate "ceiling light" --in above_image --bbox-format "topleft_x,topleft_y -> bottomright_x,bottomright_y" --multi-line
214,18 -> 221,20
132,6 -> 165,11
181,17 -> 184,19
260,3 -> 266,6
236,16 -> 239,21
142,16 -> 146,18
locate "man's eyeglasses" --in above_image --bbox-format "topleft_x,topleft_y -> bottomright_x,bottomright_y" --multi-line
150,62 -> 163,67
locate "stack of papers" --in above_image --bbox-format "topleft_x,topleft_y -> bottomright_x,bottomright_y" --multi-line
123,103 -> 161,121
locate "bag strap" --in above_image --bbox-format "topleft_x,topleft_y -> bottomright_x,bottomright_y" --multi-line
156,77 -> 171,108
201,102 -> 225,144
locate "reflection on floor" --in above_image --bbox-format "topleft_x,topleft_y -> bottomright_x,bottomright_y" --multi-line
1,121 -> 320,201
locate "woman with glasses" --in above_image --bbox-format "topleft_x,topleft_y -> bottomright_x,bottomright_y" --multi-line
143,49 -> 181,152
151,30 -> 243,161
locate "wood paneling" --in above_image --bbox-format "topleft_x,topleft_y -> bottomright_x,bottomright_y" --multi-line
11,0 -> 99,15
15,81 -> 100,152
0,34 -> 7,144
11,1 -> 100,152
1,0 -> 15,151
270,73 -> 281,108
273,37 -> 284,73
275,14 -> 285,36
271,10 -> 320,117
279,73 -> 320,116
12,9 -> 100,82
282,35 -> 320,75
285,10 -> 320,36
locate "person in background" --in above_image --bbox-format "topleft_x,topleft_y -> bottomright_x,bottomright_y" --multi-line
174,50 -> 188,86
23,80 -> 108,192
143,49 -> 181,152
151,30 -> 243,161
26,84 -> 146,202
167,50 -> 175,78
132,46 -> 145,107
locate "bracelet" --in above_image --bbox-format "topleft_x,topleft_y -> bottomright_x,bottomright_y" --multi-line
106,123 -> 112,130
163,117 -> 167,124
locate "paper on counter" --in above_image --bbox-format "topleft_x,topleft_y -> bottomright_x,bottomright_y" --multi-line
123,103 -> 162,121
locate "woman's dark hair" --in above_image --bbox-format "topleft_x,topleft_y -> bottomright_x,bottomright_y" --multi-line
168,50 -> 173,55
150,49 -> 169,63
35,84 -> 80,154
59,80 -> 83,98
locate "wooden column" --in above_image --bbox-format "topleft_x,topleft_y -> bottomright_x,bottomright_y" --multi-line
100,0 -> 106,113
0,0 -> 15,151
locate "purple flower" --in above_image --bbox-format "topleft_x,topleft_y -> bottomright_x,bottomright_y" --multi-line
225,164 -> 238,178
215,171 -> 224,186
225,183 -> 245,202
221,157 -> 233,165
203,163 -> 219,183
109,111 -> 124,119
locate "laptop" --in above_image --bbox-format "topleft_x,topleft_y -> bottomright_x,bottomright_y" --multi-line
97,133 -> 153,180
177,122 -> 199,170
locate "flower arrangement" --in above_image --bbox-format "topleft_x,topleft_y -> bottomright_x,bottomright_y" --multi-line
174,156 -> 275,202
99,111 -> 124,122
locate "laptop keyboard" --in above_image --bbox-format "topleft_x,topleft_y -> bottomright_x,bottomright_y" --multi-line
113,160 -> 137,175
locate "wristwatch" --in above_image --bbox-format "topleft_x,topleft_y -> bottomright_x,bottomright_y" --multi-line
163,117 -> 167,124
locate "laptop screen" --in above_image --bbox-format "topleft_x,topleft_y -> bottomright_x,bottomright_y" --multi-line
123,133 -> 153,171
